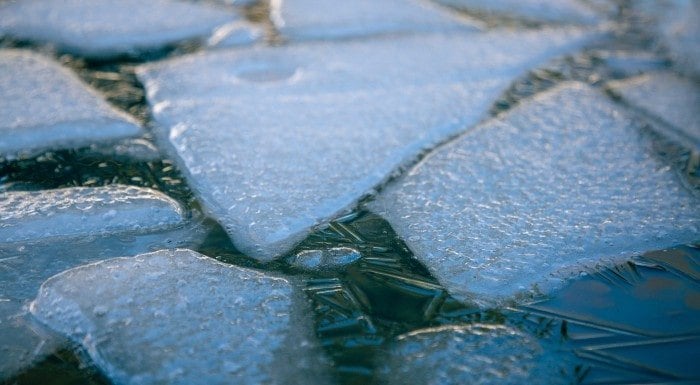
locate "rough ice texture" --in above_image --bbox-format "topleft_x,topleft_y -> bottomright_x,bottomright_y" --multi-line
287,247 -> 362,271
0,0 -> 239,58
138,28 -> 599,261
608,72 -> 700,149
369,82 -> 700,306
377,324 -> 577,385
29,249 -> 331,385
0,185 -> 184,243
273,0 -> 481,41
436,0 -> 600,24
0,49 -> 142,157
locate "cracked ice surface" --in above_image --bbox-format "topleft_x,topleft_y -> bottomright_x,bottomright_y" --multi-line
608,72 -> 700,150
378,324 -> 577,385
435,0 -> 601,25
0,50 -> 142,157
139,28 -> 599,261
369,82 -> 700,306
30,249 -> 331,385
0,185 -> 185,244
273,0 -> 481,41
0,0 -> 241,58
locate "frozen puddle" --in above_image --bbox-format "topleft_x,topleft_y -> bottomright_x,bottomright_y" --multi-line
0,0 -> 241,58
0,185 -> 184,243
377,324 -> 577,385
369,82 -> 700,306
138,27 -> 599,261
30,249 -> 331,384
274,0 -> 480,41
608,72 -> 700,149
436,0 -> 600,25
0,50 -> 142,157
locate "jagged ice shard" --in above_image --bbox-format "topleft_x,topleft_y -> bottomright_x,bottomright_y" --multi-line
29,249 -> 331,385
369,82 -> 700,306
138,27 -> 600,261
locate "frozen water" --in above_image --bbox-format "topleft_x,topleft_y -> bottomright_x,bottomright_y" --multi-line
138,28 -> 599,261
207,21 -> 263,48
369,82 -> 700,306
608,72 -> 700,150
0,185 -> 185,244
29,249 -> 331,384
377,324 -> 577,385
0,0 -> 241,58
287,247 -> 362,271
436,0 -> 600,25
273,0 -> 481,41
0,50 -> 142,158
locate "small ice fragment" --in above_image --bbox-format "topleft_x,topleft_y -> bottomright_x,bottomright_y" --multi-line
288,247 -> 362,271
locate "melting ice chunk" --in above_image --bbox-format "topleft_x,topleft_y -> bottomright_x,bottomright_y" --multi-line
436,0 -> 601,25
0,50 -> 142,157
369,82 -> 700,306
377,324 -> 578,385
29,249 -> 331,384
607,72 -> 700,150
138,28 -> 600,261
0,185 -> 185,243
273,0 -> 481,41
0,0 -> 241,58
287,247 -> 362,271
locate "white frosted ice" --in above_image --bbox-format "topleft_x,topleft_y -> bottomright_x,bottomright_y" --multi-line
138,28 -> 600,261
608,72 -> 700,149
378,324 -> 577,385
369,82 -> 700,306
436,0 -> 600,24
273,0 -> 481,41
287,247 -> 362,271
0,185 -> 185,243
0,49 -> 142,157
29,249 -> 331,384
0,0 -> 241,58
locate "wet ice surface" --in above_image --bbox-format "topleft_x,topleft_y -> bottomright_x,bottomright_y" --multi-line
607,72 -> 700,149
287,247 -> 362,272
369,82 -> 700,306
0,50 -> 142,158
0,185 -> 184,244
29,249 -> 332,385
377,324 -> 577,385
436,0 -> 600,25
138,27 -> 599,261
274,0 -> 481,41
0,0 -> 240,58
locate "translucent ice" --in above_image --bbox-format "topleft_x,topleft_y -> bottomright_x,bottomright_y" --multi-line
0,185 -> 184,244
0,0 -> 240,58
287,247 -> 362,271
0,50 -> 142,157
436,0 -> 600,25
273,0 -> 480,41
29,249 -> 331,384
369,82 -> 700,306
607,72 -> 699,149
377,324 -> 577,385
138,28 -> 599,261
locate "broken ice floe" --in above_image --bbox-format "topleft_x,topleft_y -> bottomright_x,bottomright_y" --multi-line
377,324 -> 578,385
0,0 -> 242,58
0,49 -> 142,158
273,0 -> 481,41
0,185 -> 184,244
607,72 -> 700,150
287,247 -> 362,272
138,27 -> 600,261
29,249 -> 331,384
436,0 -> 601,25
369,82 -> 700,306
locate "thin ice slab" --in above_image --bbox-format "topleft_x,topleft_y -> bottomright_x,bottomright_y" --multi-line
0,50 -> 141,157
369,82 -> 700,306
607,72 -> 700,150
377,324 -> 578,385
0,185 -> 184,244
29,249 -> 331,385
138,28 -> 599,261
436,0 -> 600,25
0,0 -> 240,58
273,0 -> 480,41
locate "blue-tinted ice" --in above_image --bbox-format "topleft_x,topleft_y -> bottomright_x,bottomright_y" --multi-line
436,0 -> 601,24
